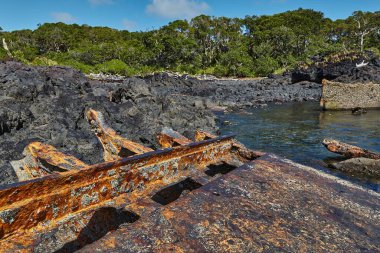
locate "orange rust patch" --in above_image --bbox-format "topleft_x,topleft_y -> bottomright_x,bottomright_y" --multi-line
103,236 -> 117,248
195,130 -> 217,142
157,127 -> 192,148
162,209 -> 175,220
11,142 -> 88,181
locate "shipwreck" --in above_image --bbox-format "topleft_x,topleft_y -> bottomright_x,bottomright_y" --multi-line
0,110 -> 378,252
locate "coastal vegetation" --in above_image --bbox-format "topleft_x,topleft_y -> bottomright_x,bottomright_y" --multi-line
0,9 -> 379,77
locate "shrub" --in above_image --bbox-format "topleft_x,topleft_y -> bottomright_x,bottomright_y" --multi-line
12,50 -> 28,63
0,47 -> 7,60
253,56 -> 279,77
31,57 -> 58,66
60,59 -> 94,73
213,65 -> 228,77
368,47 -> 380,58
95,59 -> 137,76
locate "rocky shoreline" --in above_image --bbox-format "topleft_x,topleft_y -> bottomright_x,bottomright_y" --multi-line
143,73 -> 322,109
0,54 -> 379,185
0,61 -> 322,185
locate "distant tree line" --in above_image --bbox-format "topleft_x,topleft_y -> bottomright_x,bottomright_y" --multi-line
0,9 -> 379,77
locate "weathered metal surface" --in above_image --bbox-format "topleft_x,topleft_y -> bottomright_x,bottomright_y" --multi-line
157,127 -> 192,148
80,154 -> 380,253
323,138 -> 380,159
0,134 -> 241,252
10,142 -> 88,181
195,130 -> 264,160
86,109 -> 153,161
321,79 -> 380,110
195,129 -> 217,142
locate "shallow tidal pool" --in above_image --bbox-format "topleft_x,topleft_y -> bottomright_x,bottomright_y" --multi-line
216,101 -> 380,191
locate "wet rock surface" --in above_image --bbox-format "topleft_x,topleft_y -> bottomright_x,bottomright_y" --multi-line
331,157 -> 380,179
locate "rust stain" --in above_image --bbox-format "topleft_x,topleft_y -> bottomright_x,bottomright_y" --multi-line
103,237 -> 117,248
162,209 -> 175,220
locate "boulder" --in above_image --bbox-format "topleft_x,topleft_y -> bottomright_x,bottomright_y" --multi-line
331,158 -> 380,178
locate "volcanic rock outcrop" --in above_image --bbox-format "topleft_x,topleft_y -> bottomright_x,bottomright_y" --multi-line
0,61 -> 215,185
291,52 -> 380,84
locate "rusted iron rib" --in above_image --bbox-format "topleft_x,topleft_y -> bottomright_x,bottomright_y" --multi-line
86,109 -> 153,161
195,129 -> 217,142
10,142 -> 88,181
323,138 -> 380,159
157,127 -> 192,148
0,135 -> 235,239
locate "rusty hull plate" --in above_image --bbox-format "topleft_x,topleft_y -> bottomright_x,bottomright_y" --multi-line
80,154 -> 380,253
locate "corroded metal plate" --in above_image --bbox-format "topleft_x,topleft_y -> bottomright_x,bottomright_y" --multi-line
80,154 -> 380,252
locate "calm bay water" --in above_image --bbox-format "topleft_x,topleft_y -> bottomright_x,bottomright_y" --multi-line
216,102 -> 380,191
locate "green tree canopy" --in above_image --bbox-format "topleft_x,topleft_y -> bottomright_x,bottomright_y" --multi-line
1,9 -> 379,77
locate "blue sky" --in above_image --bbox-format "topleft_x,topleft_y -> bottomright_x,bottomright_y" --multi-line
1,0 -> 379,32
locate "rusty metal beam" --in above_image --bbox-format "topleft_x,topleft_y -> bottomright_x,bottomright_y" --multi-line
0,135 -> 235,240
10,142 -> 88,181
86,109 -> 153,161
157,127 -> 192,148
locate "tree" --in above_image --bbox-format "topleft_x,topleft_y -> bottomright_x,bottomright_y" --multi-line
349,11 -> 380,52
216,39 -> 253,77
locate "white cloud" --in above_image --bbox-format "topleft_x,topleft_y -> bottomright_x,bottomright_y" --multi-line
88,0 -> 113,5
122,19 -> 136,30
146,0 -> 209,19
51,12 -> 77,23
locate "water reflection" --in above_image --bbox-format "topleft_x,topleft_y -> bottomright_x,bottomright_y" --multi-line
216,102 -> 380,191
